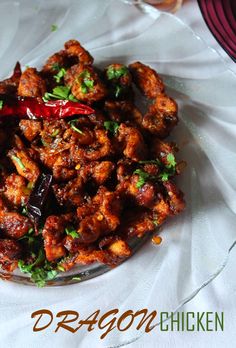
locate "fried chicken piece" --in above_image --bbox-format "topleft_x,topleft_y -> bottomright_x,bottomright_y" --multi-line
104,64 -> 132,99
64,64 -> 107,103
0,62 -> 21,95
64,40 -> 94,65
104,100 -> 143,126
8,148 -> 40,183
117,174 -> 157,208
18,67 -> 46,98
0,211 -> 32,239
162,180 -> 185,215
120,211 -> 156,238
117,123 -> 147,161
42,215 -> 71,261
70,129 -> 112,162
150,138 -> 175,165
129,61 -> 164,99
53,176 -> 84,207
73,243 -> 130,267
19,120 -> 42,142
0,239 -> 22,272
3,174 -> 30,207
142,94 -> 178,138
79,161 -> 115,185
76,187 -> 122,243
42,50 -> 67,74
107,239 -> 131,258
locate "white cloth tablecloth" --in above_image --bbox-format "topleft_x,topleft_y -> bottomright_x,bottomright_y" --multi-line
0,1 -> 235,348
130,1 -> 236,346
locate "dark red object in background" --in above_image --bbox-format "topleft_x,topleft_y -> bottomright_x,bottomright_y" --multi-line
198,0 -> 236,62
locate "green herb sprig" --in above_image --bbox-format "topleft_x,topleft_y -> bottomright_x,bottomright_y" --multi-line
68,120 -> 83,134
107,66 -> 129,80
65,226 -> 80,239
78,70 -> 94,94
53,68 -> 66,83
104,121 -> 119,136
43,86 -> 78,102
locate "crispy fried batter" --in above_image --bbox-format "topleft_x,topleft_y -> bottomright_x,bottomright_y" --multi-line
19,120 -> 42,142
64,40 -> 94,65
0,239 -> 22,271
65,64 -> 107,103
142,94 -> 178,138
3,174 -> 30,207
129,61 -> 164,98
18,67 -> 46,98
8,148 -> 40,183
0,211 -> 32,239
118,123 -> 147,161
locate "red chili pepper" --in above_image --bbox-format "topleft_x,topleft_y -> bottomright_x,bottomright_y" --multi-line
0,97 -> 94,119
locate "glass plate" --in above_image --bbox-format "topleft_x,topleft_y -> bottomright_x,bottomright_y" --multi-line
0,1 -> 235,347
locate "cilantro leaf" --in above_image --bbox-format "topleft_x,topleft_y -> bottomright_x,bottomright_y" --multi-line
53,68 -> 66,83
0,100 -> 3,110
52,63 -> 61,71
166,153 -> 176,168
78,70 -> 94,94
51,129 -> 60,137
52,85 -> 70,99
43,86 -> 71,101
65,226 -> 80,239
104,121 -> 119,135
51,24 -> 58,32
107,66 -> 129,80
159,172 -> 170,182
18,249 -> 57,287
72,276 -> 81,281
115,85 -> 122,98
68,120 -> 83,134
133,169 -> 151,188
11,155 -> 25,170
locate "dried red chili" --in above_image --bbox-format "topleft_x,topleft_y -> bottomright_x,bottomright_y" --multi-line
0,96 -> 94,120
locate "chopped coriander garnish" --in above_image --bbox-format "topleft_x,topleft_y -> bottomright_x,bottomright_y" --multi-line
68,120 -> 83,134
57,265 -> 65,272
159,172 -> 169,182
72,276 -> 81,281
21,205 -> 28,216
43,86 -> 71,101
104,121 -> 119,135
52,62 -> 61,71
166,153 -> 176,168
153,220 -> 159,226
68,93 -> 78,102
115,85 -> 122,98
19,227 -> 35,243
133,169 -> 151,188
65,226 -> 80,239
51,129 -> 60,137
78,70 -> 94,94
52,85 -> 70,99
51,24 -> 58,32
53,68 -> 66,83
11,155 -> 25,170
0,100 -> 3,109
107,65 -> 129,80
18,249 -> 58,287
